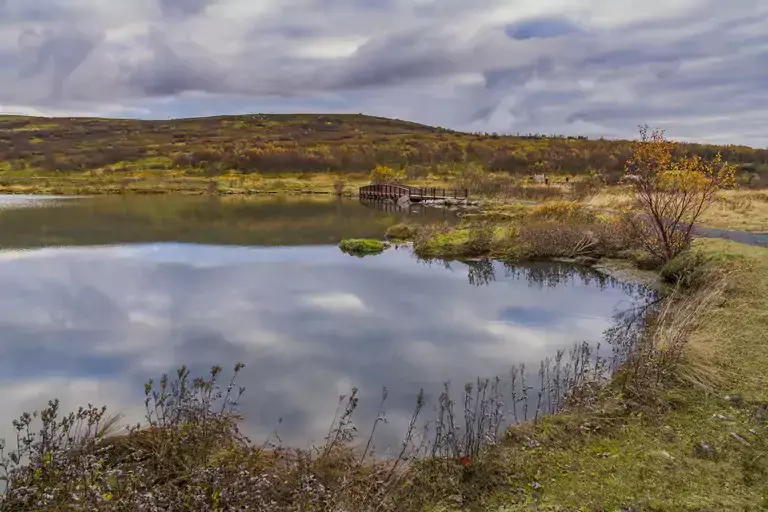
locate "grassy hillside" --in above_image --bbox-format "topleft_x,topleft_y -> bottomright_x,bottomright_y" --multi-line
0,114 -> 766,186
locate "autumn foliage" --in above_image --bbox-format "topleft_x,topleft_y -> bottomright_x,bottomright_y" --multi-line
0,115 -> 764,186
369,165 -> 405,184
623,126 -> 737,262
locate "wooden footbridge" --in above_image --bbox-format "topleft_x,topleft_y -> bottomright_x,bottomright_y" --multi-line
358,183 -> 469,202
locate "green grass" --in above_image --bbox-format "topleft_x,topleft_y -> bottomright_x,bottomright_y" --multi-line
338,238 -> 389,257
592,241 -> 767,509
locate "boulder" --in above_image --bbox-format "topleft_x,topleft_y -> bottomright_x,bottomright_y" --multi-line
397,195 -> 412,208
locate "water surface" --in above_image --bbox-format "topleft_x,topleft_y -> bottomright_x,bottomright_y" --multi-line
0,196 -> 647,450
0,195 -> 454,249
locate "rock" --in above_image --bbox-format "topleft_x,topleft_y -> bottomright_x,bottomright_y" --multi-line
693,441 -> 717,460
713,413 -> 732,421
650,450 -> 675,460
730,432 -> 750,445
396,195 -> 411,208
523,439 -> 541,449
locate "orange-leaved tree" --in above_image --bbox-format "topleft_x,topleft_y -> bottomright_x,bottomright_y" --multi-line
369,164 -> 405,184
623,125 -> 736,263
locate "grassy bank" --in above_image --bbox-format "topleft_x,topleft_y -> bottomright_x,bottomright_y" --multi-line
404,201 -> 638,263
478,238 -> 768,510
2,234 -> 766,510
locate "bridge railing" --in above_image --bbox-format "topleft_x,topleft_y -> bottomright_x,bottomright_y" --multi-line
358,183 -> 469,200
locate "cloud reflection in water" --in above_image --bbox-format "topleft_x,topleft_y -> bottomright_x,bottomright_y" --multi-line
0,243 -> 643,450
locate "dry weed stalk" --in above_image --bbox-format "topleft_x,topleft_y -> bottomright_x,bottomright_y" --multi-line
620,267 -> 730,393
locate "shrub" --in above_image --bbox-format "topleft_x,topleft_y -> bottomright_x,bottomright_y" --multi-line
570,175 -> 604,200
369,165 -> 405,184
465,223 -> 496,255
385,223 -> 417,240
506,184 -> 565,201
516,219 -> 641,260
516,223 -> 599,259
0,365 -> 250,511
589,217 -> 645,257
529,201 -> 598,223
404,165 -> 429,179
339,238 -> 388,257
623,126 -> 736,262
660,250 -> 708,288
453,164 -> 517,196
746,172 -> 761,189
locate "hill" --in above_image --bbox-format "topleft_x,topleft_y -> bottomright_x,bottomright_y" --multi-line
0,113 -> 765,185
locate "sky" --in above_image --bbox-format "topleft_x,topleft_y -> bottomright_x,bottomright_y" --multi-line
0,0 -> 766,146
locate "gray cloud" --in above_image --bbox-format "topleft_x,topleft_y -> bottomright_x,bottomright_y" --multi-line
505,17 -> 584,40
158,0 -> 214,18
124,29 -> 221,97
16,27 -> 99,101
0,0 -> 766,145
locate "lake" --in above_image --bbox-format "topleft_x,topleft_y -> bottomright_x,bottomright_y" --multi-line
0,195 -> 649,452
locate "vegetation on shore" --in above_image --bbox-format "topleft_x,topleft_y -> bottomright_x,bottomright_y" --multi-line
408,217 -> 638,262
2,239 -> 766,511
403,126 -> 741,265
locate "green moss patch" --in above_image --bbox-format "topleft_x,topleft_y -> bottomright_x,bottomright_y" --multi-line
338,238 -> 388,257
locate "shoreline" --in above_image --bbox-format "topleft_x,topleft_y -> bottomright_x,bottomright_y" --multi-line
5,238 -> 766,509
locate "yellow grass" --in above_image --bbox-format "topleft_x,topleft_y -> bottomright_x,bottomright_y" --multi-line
587,187 -> 768,232
699,189 -> 768,232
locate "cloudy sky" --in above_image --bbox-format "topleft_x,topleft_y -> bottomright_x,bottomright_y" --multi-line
0,244 -> 640,449
0,0 -> 766,145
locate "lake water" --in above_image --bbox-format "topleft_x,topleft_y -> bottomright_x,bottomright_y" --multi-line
0,195 -> 649,451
